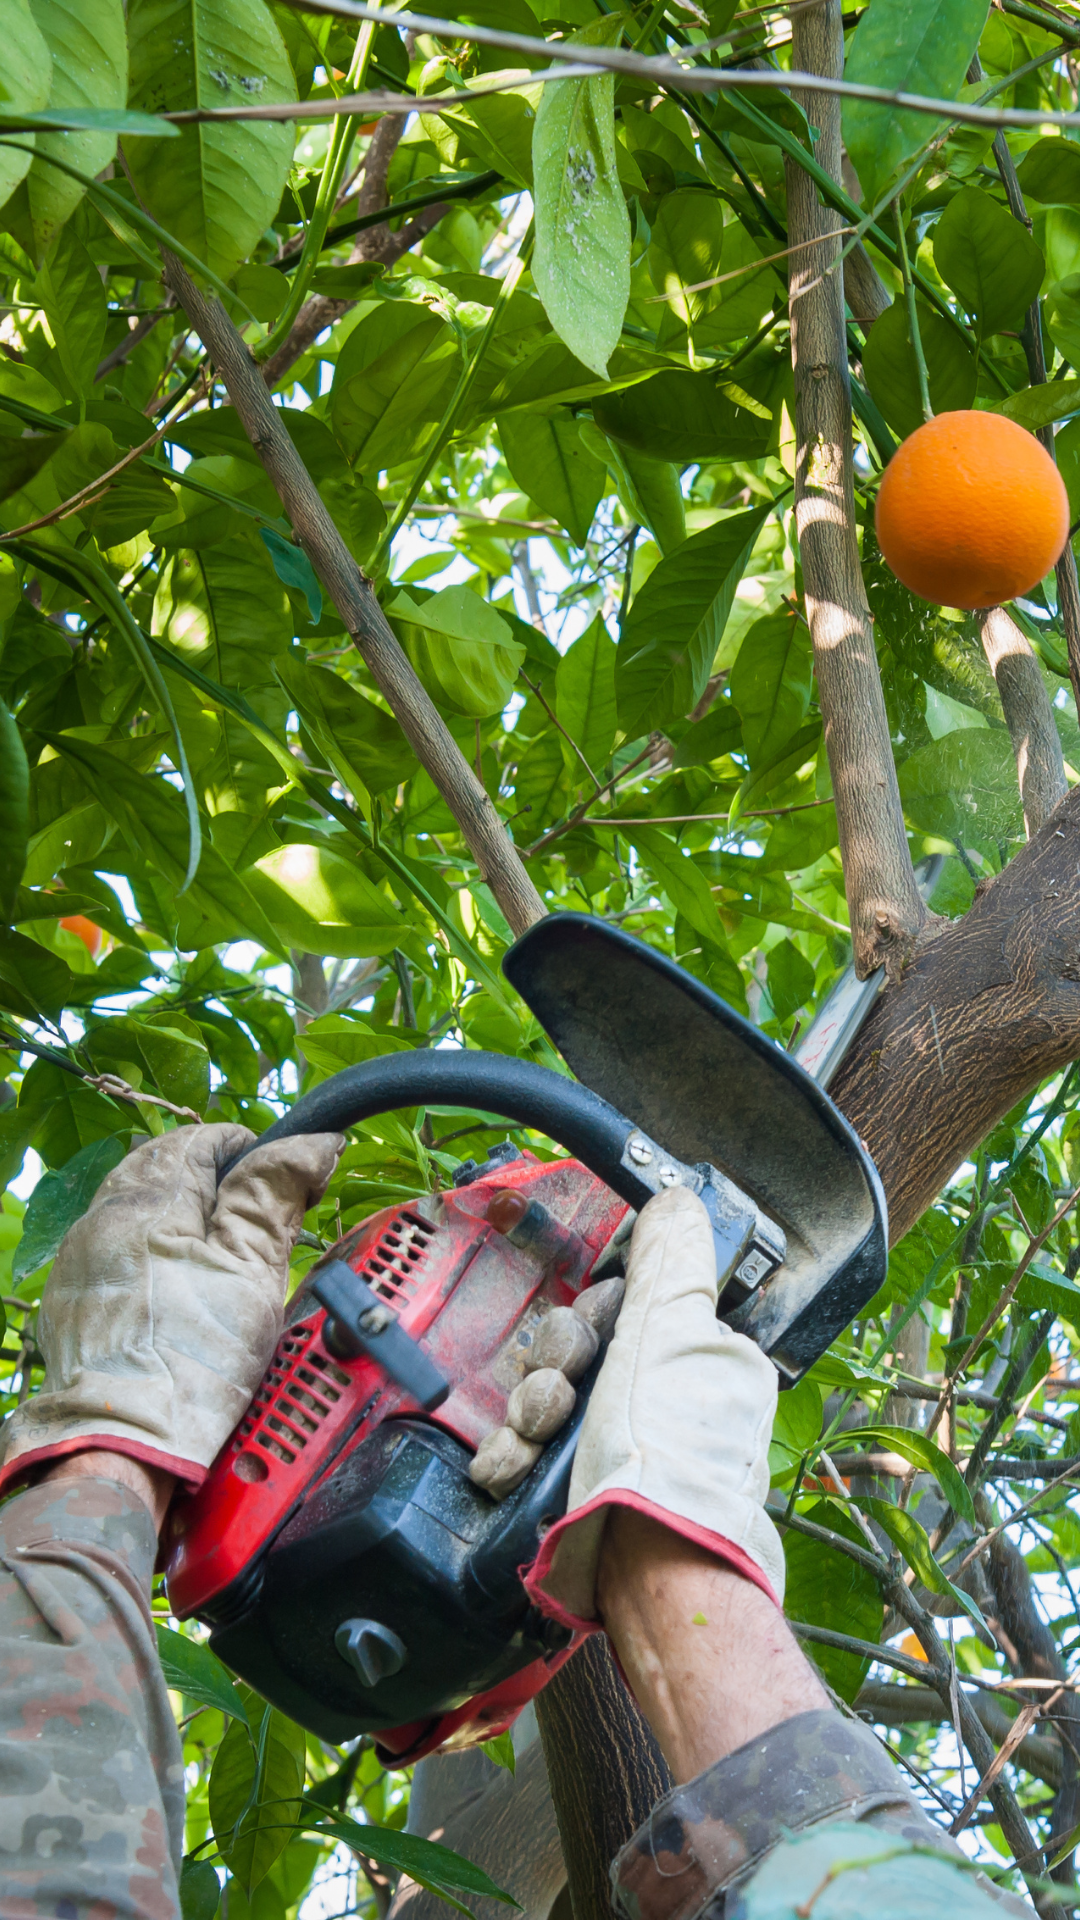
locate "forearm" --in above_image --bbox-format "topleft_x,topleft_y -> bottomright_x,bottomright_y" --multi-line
597,1508 -> 827,1783
0,1468 -> 183,1919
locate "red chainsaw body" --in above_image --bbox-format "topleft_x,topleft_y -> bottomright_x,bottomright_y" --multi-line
165,1151 -> 628,1677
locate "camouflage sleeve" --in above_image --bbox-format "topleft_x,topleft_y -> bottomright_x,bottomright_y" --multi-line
0,1475 -> 183,1919
610,1707 -> 1029,1920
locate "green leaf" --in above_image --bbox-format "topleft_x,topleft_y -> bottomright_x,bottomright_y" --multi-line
862,1497 -> 988,1630
730,720 -> 822,826
647,187 -> 726,329
259,529 -> 322,625
992,377 -> 1080,431
245,842 -> 407,958
555,613 -> 617,778
275,656 -> 415,799
46,734 -> 286,957
299,1811 -> 519,1910
35,224 -> 107,397
783,1500 -> 883,1701
179,1858 -> 221,1920
848,1424 -> 976,1524
125,0 -> 297,283
11,1134 -> 125,1281
330,302 -> 459,474
897,728 -> 1023,846
766,937 -> 815,1024
932,188 -> 1044,338
481,1732 -> 517,1776
296,1014 -> 412,1074
1044,274 -> 1080,371
601,437 -> 686,555
616,502 -> 774,736
861,300 -> 977,441
209,1696 -> 306,1894
729,608 -> 812,769
627,825 -> 724,948
595,367 -> 773,463
843,0 -> 990,209
388,584 -> 526,719
0,0 -> 51,215
3,0 -> 127,261
531,17 -> 630,380
135,1013 -> 211,1114
156,1624 -> 251,1727
497,409 -> 605,546
1017,138 -> 1080,209
0,697 -> 28,921
0,926 -> 72,1021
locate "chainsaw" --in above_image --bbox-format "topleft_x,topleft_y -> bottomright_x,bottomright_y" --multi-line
163,912 -> 887,1765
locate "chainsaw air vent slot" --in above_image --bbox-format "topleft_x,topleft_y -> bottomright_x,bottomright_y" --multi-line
358,1211 -> 436,1309
231,1321 -> 351,1472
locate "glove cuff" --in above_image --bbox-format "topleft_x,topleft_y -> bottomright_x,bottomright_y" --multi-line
0,1431 -> 208,1500
523,1490 -> 782,1631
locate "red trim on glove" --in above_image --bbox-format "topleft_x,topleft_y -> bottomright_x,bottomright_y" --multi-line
523,1490 -> 781,1632
0,1436 -> 207,1501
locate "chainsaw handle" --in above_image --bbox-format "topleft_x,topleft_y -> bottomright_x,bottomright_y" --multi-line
227,1051 -> 660,1211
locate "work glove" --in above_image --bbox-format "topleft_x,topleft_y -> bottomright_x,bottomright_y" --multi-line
511,1186 -> 785,1628
0,1122 -> 343,1495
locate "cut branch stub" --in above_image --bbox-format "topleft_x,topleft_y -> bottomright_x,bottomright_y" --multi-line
160,254 -> 546,940
786,0 -> 924,977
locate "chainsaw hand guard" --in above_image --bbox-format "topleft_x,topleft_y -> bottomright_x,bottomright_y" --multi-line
163,916 -> 886,1762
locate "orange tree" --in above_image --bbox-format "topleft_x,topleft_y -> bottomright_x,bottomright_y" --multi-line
5,0 -> 1080,1915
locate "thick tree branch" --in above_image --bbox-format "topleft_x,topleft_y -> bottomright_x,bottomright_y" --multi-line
786,0 -> 925,976
160,254 -> 546,937
831,781 -> 1080,1241
980,608 -> 1067,837
535,1636 -> 672,1920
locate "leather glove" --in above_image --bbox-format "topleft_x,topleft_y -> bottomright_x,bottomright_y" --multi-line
522,1185 -> 785,1628
0,1123 -> 343,1494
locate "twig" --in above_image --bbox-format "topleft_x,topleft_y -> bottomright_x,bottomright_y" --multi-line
925,1184 -> 1080,1443
524,744 -> 656,857
950,1691 -> 1061,1836
519,671 -> 601,795
893,200 -> 932,424
142,17 -> 1080,136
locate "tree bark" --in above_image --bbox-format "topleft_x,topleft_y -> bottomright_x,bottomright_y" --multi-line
785,0 -> 925,977
535,1636 -> 672,1920
979,607 -> 1067,837
831,780 -> 1080,1243
160,255 -> 546,939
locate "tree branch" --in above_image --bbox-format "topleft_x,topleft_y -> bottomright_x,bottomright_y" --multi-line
160,254 -> 546,937
980,608 -> 1067,837
786,0 -> 925,976
830,783 -> 1080,1242
855,1679 -> 1063,1789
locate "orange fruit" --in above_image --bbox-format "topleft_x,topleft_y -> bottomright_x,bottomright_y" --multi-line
60,914 -> 103,957
874,410 -> 1070,610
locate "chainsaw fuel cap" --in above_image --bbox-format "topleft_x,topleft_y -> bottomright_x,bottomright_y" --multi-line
335,1618 -> 408,1689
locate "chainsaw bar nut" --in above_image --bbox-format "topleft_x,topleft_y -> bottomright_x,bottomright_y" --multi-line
526,1306 -> 599,1381
506,1367 -> 576,1441
469,1425 -> 542,1499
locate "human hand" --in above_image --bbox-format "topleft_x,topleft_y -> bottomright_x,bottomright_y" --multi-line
0,1123 -> 343,1494
493,1185 -> 785,1627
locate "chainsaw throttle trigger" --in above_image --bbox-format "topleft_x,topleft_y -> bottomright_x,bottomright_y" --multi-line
310,1260 -> 450,1410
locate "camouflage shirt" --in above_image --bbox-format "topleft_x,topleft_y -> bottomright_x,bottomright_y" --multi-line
0,1476 -> 182,1920
610,1708 -> 1029,1920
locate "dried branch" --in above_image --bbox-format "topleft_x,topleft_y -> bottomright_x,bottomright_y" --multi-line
786,0 -> 924,976
980,608 -> 1067,838
159,253 -> 546,938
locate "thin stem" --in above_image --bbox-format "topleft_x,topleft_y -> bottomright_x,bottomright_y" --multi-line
894,200 -> 932,424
